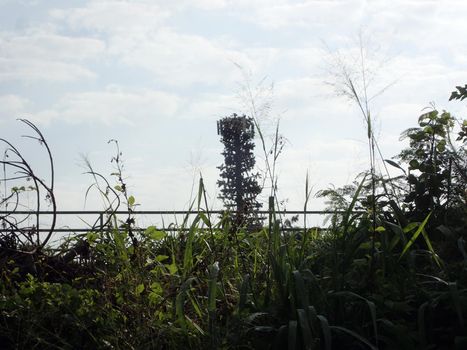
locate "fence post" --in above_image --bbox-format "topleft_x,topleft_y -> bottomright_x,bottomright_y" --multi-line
268,196 -> 274,234
265,195 -> 275,306
99,212 -> 104,231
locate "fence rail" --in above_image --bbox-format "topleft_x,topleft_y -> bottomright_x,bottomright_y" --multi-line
0,209 -> 366,233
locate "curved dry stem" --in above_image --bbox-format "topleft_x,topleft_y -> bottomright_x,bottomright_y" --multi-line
84,170 -> 121,230
0,119 -> 57,253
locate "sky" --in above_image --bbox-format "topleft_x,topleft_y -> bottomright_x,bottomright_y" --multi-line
1,0 -> 467,229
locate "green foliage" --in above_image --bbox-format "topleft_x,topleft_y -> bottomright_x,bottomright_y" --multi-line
1,88 -> 467,349
1,192 -> 466,349
450,85 -> 467,102
396,109 -> 466,227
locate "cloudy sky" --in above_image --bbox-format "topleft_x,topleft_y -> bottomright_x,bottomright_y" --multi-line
1,0 -> 466,224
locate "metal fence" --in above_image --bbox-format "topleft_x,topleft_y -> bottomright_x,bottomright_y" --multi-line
0,208 -> 365,234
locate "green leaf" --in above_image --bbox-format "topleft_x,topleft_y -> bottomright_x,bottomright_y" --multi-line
156,254 -> 169,262
198,212 -> 212,228
403,222 -> 419,233
167,263 -> 178,275
148,292 -> 161,306
135,283 -> 145,296
436,142 -> 446,152
114,185 -> 123,192
399,212 -> 432,260
421,228 -> 442,267
409,159 -> 419,170
128,195 -> 135,206
150,282 -> 163,294
115,291 -> 124,305
384,159 -> 406,174
423,126 -> 433,134
86,231 -> 98,243
145,226 -> 166,240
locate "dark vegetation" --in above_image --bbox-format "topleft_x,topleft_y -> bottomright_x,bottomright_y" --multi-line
0,87 -> 466,349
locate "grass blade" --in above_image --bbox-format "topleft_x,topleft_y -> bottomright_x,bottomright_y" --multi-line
288,320 -> 298,350
448,282 -> 465,330
342,175 -> 367,235
399,212 -> 432,260
238,273 -> 250,311
207,261 -> 220,348
330,326 -> 377,350
176,277 -> 196,330
207,262 -> 219,313
317,315 -> 332,350
418,301 -> 428,348
297,308 -> 313,350
421,228 -> 442,268
332,291 -> 378,342
455,337 -> 467,350
273,325 -> 288,350
458,238 -> 467,262
183,215 -> 201,276
293,270 -> 309,309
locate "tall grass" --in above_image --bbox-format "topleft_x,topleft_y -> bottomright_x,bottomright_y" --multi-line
1,171 -> 466,349
1,116 -> 466,349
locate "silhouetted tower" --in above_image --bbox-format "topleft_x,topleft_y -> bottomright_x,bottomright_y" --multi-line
217,114 -> 262,231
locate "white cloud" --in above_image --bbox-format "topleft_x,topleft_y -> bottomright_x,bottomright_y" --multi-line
269,137 -> 369,210
109,28 -> 252,87
0,58 -> 96,82
49,2 -> 256,87
250,0 -> 363,29
0,30 -> 105,60
31,88 -> 250,125
273,77 -> 351,122
364,1 -> 467,54
50,1 -> 171,34
182,92 -> 239,120
378,55 -> 467,109
129,166 -> 221,212
188,0 -> 229,10
0,0 -> 38,4
34,87 -> 182,124
0,94 -> 30,121
0,29 -> 104,82
378,102 -> 426,124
